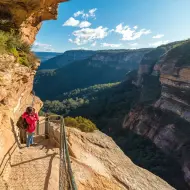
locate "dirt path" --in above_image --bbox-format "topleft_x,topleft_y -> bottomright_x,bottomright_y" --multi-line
7,138 -> 60,190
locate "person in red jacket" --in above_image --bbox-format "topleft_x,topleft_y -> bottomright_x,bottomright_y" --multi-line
22,106 -> 39,147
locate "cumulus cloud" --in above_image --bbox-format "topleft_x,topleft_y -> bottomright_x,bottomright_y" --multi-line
32,42 -> 54,52
109,29 -> 115,33
91,41 -> 97,47
63,17 -> 91,28
115,23 -> 151,41
149,40 -> 169,47
129,43 -> 138,46
79,21 -> 91,28
89,8 -> 97,18
63,17 -> 80,27
74,10 -> 84,17
152,34 -> 164,39
101,43 -> 122,48
69,26 -> 108,45
73,8 -> 97,20
82,8 -> 97,19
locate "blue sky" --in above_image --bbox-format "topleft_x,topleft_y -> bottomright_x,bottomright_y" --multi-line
33,0 -> 190,52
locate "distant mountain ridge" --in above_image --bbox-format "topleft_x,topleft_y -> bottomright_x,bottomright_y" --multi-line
38,50 -> 96,70
34,48 -> 152,100
37,48 -> 153,70
34,52 -> 62,62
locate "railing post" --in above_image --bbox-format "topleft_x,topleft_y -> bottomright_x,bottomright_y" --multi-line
37,120 -> 39,135
45,115 -> 49,139
59,116 -> 66,189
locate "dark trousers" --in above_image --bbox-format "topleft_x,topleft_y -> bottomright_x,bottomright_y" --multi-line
20,128 -> 26,144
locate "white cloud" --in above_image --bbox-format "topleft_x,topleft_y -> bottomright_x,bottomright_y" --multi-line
63,17 -> 91,28
74,10 -> 84,17
72,47 -> 89,50
101,43 -> 122,48
109,29 -> 115,33
134,26 -> 138,29
149,40 -> 169,47
32,42 -> 54,52
74,8 -> 97,20
129,43 -> 138,46
79,21 -> 91,28
89,8 -> 97,18
152,34 -> 164,39
70,26 -> 108,45
115,23 -> 151,41
63,17 -> 80,27
91,41 -> 97,47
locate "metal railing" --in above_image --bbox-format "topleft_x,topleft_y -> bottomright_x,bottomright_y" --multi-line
37,115 -> 77,190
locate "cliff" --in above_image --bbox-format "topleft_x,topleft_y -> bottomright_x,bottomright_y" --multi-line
0,0 -> 67,185
0,0 -> 68,44
123,40 -> 190,186
49,124 -> 174,190
0,54 -> 42,183
91,49 -> 152,70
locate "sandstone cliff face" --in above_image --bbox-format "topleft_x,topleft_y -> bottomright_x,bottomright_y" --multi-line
0,54 -> 42,182
91,49 -> 151,70
135,41 -> 183,86
49,124 -> 174,190
0,0 -> 68,182
0,0 -> 68,44
38,50 -> 96,70
123,40 -> 190,186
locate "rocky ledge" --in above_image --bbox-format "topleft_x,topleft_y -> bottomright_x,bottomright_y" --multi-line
49,124 -> 174,190
0,0 -> 68,44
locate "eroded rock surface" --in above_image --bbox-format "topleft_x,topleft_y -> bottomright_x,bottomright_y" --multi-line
49,124 -> 174,190
0,54 -> 43,186
123,40 -> 190,186
0,0 -> 68,185
0,0 -> 68,44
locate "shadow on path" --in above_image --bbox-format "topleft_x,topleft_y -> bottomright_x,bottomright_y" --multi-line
44,153 -> 57,190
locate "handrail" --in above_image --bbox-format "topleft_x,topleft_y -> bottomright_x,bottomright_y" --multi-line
43,114 -> 77,190
61,117 -> 78,190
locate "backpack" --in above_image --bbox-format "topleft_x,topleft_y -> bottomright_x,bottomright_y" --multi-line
16,116 -> 29,129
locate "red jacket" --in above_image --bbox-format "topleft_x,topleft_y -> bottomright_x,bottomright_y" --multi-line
22,112 -> 39,133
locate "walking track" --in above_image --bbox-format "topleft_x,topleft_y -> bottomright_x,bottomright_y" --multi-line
0,138 -> 60,190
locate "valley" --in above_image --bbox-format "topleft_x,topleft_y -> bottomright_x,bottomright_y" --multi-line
34,39 -> 190,189
0,1 -> 189,189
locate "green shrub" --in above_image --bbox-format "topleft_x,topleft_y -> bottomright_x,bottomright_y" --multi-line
39,110 -> 45,116
0,30 -> 9,52
10,48 -> 19,58
0,29 -> 37,67
18,55 -> 29,67
19,42 -> 31,53
65,116 -> 97,132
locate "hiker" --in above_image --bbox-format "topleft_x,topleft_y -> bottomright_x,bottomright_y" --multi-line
22,107 -> 39,147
